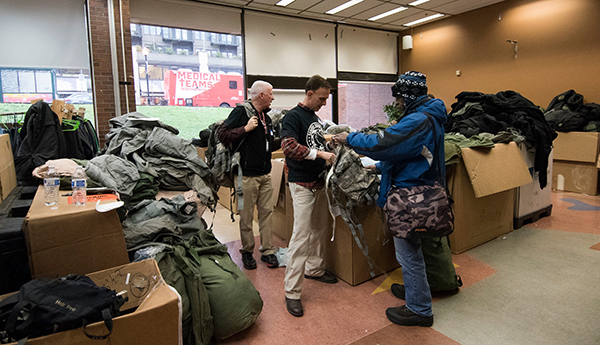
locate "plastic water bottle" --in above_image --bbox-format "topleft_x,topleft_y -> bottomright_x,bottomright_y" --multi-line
72,165 -> 87,206
43,165 -> 59,206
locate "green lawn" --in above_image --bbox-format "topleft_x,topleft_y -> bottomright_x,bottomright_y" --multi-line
0,103 -> 232,140
136,106 -> 231,139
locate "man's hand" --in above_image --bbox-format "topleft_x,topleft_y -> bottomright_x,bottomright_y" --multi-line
245,116 -> 259,132
364,165 -> 377,170
317,151 -> 336,165
333,132 -> 349,146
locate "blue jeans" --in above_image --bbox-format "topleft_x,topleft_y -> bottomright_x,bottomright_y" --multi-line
394,236 -> 433,317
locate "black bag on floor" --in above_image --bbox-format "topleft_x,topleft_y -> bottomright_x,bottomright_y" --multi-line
0,275 -> 127,343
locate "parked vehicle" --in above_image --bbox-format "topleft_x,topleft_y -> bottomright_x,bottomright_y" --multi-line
65,92 -> 93,104
163,70 -> 243,107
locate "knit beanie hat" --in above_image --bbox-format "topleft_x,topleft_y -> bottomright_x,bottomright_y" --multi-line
391,71 -> 428,103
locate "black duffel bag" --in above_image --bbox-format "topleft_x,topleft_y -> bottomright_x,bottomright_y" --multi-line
0,274 -> 127,343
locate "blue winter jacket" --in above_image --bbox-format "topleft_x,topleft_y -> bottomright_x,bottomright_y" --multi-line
346,95 -> 448,207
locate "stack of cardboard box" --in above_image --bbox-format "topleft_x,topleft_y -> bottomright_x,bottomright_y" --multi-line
552,132 -> 600,195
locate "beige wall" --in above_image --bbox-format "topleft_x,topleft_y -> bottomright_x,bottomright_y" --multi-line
400,0 -> 600,111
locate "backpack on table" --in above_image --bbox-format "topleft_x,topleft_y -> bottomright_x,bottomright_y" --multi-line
0,274 -> 127,344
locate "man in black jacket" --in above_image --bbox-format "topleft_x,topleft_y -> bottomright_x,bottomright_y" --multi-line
281,75 -> 338,317
217,81 -> 279,270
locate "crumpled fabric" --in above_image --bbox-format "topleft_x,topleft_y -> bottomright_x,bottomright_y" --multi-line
32,158 -> 80,178
123,195 -> 207,250
86,155 -> 140,196
123,215 -> 183,249
102,111 -> 217,210
124,195 -> 203,234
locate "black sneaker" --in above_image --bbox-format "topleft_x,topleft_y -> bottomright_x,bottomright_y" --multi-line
261,254 -> 279,268
304,271 -> 338,284
386,305 -> 433,327
241,252 -> 257,270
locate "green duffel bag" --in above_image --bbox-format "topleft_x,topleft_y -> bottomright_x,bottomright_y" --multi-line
422,236 -> 463,292
189,230 -> 263,340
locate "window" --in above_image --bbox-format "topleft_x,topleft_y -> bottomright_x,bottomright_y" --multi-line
131,24 -> 244,139
337,82 -> 395,129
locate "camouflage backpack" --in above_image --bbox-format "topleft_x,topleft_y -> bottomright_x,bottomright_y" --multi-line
327,144 -> 382,277
206,119 -> 245,220
328,144 -> 380,210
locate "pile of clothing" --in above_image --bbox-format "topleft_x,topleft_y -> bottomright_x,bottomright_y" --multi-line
543,90 -> 600,132
99,111 -> 217,211
445,90 -> 557,189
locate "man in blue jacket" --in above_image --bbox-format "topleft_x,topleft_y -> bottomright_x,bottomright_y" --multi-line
334,71 -> 447,327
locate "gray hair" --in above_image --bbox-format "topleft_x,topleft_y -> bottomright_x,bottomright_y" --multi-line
249,80 -> 272,100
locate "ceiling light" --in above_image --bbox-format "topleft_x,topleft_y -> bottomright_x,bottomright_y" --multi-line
368,6 -> 408,21
408,0 -> 430,6
276,0 -> 295,6
403,13 -> 444,26
325,0 -> 364,15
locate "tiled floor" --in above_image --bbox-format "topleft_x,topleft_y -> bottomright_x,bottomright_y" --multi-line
205,191 -> 600,345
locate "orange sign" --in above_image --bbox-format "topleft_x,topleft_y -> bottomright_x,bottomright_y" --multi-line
67,194 -> 118,204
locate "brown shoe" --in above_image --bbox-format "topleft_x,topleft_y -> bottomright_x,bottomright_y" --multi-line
304,271 -> 338,284
286,297 -> 303,317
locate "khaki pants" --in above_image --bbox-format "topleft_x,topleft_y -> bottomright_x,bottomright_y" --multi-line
239,174 -> 275,255
284,183 -> 329,299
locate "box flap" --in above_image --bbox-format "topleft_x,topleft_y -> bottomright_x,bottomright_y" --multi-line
461,142 -> 532,198
553,132 -> 600,163
271,159 -> 284,207
89,259 -> 164,312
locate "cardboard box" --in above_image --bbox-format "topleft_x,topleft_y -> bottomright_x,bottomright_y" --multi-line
271,150 -> 285,159
1,259 -> 182,345
552,161 -> 599,195
448,142 -> 532,254
271,159 -> 397,285
272,159 -> 293,244
553,132 -> 600,163
325,204 -> 398,286
217,159 -> 285,221
23,189 -> 129,279
0,134 -> 17,202
196,146 -> 207,162
551,132 -> 600,195
514,145 -> 553,222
